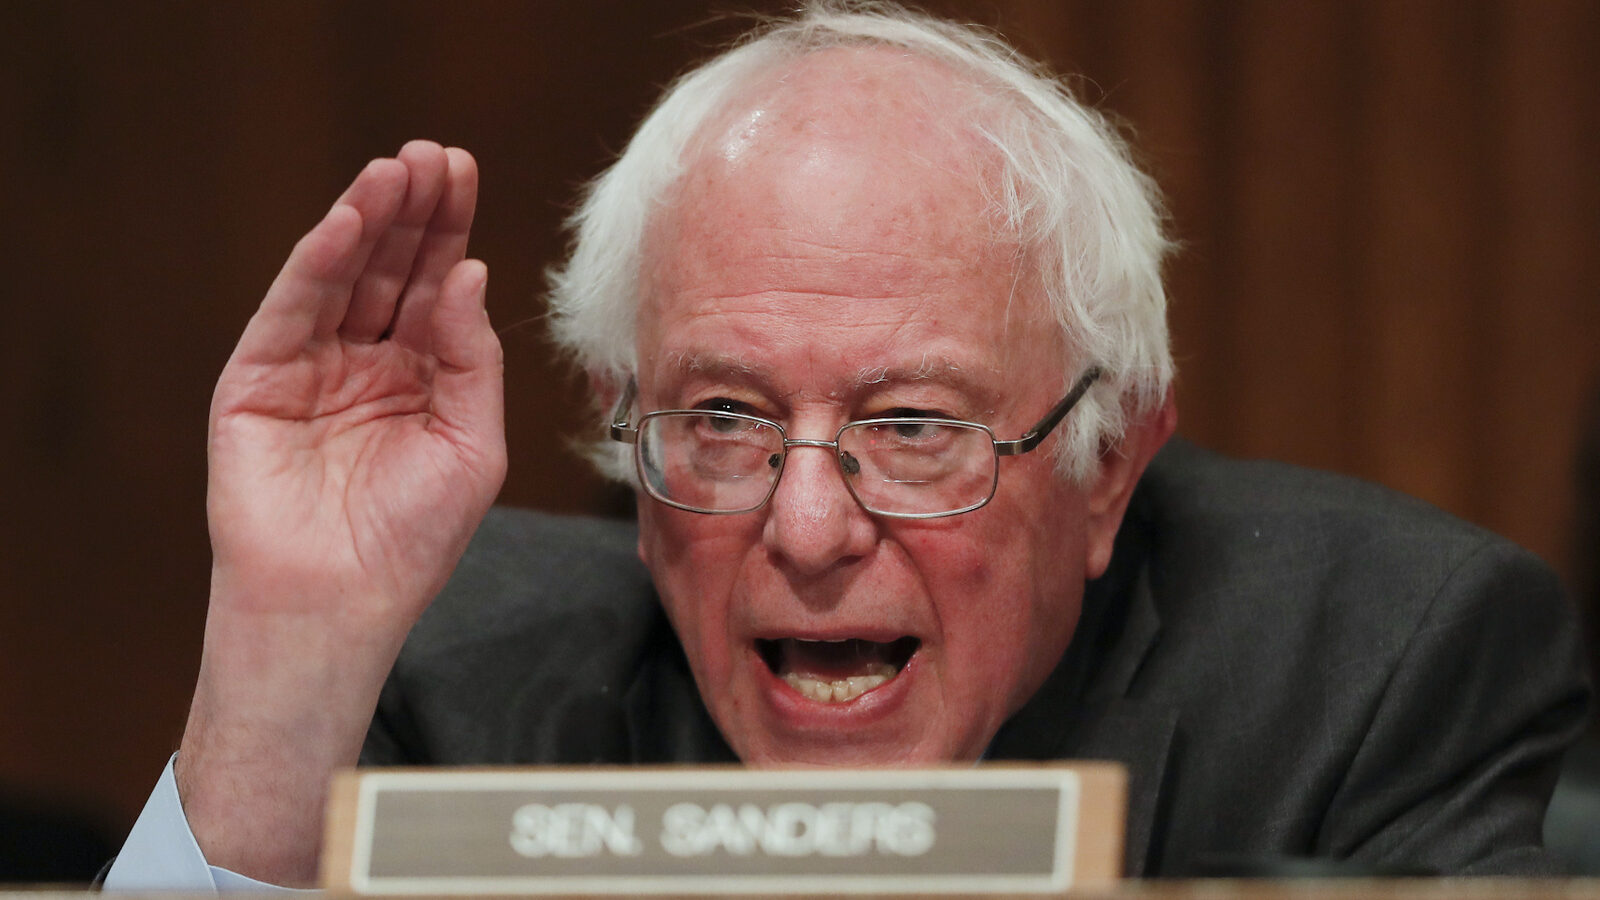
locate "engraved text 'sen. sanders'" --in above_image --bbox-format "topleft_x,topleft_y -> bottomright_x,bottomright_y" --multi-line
508,801 -> 937,859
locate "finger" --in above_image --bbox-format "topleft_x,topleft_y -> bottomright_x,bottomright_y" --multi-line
232,159 -> 409,366
338,140 -> 450,343
390,147 -> 479,351
427,259 -> 505,460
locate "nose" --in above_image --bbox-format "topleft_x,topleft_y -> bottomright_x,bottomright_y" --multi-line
761,440 -> 875,578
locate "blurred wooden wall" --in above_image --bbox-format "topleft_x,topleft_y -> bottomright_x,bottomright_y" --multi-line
3,0 -> 1596,841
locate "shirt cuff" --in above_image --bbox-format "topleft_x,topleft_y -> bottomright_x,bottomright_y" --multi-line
103,753 -> 309,892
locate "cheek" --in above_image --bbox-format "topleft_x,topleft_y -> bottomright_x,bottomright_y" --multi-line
911,478 -> 1088,706
903,473 -> 1086,616
902,518 -> 1045,651
896,526 -> 992,585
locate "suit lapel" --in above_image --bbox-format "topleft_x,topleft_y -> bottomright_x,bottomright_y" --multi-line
1062,698 -> 1178,875
987,522 -> 1178,876
1076,564 -> 1177,875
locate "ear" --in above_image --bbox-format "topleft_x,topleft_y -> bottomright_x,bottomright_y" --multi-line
585,368 -> 648,563
588,367 -> 624,418
1083,394 -> 1176,579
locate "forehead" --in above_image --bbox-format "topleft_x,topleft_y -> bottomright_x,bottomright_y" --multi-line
638,48 -> 1057,388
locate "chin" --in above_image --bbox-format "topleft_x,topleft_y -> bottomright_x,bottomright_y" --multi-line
736,733 -> 957,769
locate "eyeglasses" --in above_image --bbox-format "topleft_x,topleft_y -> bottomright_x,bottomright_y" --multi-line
609,367 -> 1101,519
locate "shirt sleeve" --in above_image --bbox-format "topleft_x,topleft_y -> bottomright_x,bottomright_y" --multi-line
103,754 -> 310,892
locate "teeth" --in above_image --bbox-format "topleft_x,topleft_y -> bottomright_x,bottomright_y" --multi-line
782,663 -> 898,703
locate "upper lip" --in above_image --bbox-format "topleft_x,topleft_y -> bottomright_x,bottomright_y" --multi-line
753,626 -> 920,643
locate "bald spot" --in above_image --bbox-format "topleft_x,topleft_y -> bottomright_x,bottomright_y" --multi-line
639,47 -> 1045,335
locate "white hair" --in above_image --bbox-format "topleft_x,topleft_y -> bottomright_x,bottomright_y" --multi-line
547,1 -> 1173,484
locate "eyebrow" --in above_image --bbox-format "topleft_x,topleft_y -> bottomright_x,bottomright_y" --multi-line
850,355 -> 981,391
666,351 -> 767,383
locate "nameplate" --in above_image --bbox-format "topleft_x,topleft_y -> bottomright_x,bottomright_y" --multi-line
321,764 -> 1125,895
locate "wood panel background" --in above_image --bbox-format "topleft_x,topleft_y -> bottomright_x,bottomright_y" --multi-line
2,1 -> 1596,843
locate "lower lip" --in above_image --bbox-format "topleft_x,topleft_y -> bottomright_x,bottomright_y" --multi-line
752,644 -> 920,728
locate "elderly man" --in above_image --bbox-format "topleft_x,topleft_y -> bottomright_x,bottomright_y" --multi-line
107,4 -> 1587,889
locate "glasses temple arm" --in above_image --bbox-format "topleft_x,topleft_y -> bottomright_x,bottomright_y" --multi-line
609,378 -> 640,444
994,367 -> 1103,456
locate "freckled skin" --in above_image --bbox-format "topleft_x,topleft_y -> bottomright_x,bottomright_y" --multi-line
630,49 -> 1161,767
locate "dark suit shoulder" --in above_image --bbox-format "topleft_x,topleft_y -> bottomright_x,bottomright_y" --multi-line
1144,439 -> 1498,546
415,507 -> 651,643
367,508 -> 664,766
1121,440 -> 1588,874
1133,440 -> 1536,608
1129,440 -> 1567,715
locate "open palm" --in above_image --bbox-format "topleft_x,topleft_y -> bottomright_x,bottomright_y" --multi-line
207,142 -> 504,625
177,143 -> 506,884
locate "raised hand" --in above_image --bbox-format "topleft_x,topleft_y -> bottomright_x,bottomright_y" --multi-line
176,142 -> 505,885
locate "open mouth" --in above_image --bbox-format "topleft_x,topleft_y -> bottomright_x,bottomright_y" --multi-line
756,637 -> 920,703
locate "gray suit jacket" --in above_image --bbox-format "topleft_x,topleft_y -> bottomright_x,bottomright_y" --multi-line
363,441 -> 1590,876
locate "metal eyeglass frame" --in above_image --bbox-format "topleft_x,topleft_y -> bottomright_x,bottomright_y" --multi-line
608,366 -> 1103,519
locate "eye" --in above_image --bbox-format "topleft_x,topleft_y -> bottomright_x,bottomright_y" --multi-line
875,408 -> 957,442
885,408 -> 945,433
695,398 -> 760,434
